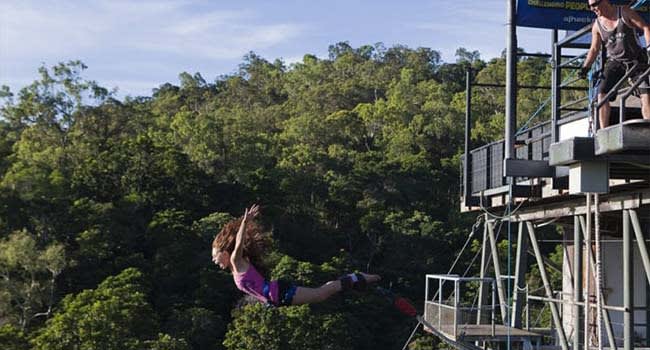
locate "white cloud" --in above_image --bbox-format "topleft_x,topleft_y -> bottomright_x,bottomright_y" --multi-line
1,0 -> 304,61
166,11 -> 250,36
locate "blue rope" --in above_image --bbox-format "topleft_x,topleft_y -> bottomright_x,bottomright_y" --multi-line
631,0 -> 648,10
516,68 -> 580,134
516,96 -> 551,134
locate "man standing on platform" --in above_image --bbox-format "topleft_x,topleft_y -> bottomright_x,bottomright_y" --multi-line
581,0 -> 650,127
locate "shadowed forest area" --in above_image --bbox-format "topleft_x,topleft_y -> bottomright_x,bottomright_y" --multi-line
0,42 -> 555,350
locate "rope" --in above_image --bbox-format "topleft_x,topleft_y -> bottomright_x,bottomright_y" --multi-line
517,96 -> 551,135
401,320 -> 422,350
447,216 -> 484,275
463,218 -> 505,279
429,216 -> 484,302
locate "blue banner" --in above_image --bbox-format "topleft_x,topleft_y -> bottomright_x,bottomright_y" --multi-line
516,0 -> 650,30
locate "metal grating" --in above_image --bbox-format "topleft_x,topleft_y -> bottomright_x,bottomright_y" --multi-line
471,147 -> 488,193
490,142 -> 505,189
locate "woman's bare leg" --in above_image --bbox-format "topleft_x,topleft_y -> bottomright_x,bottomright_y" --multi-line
290,273 -> 381,305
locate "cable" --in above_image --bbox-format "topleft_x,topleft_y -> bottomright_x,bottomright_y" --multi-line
479,193 -> 527,220
447,216 -> 483,275
401,320 -> 422,350
429,216 -> 484,302
534,216 -> 562,228
459,217 -> 506,298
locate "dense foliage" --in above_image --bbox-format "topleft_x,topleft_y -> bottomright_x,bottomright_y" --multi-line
0,43 -> 555,349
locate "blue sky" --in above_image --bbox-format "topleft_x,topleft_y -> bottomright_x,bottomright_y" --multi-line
1,0 -> 553,98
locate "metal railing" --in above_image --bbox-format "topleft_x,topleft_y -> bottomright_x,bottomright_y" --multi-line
526,290 -> 650,348
461,24 -> 648,205
552,25 -> 591,143
424,274 -> 496,341
555,23 -> 650,135
617,65 -> 650,125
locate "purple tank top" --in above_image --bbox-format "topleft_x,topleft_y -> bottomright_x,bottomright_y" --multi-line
233,264 -> 280,305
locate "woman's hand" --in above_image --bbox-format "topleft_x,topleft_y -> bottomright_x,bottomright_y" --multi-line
246,204 -> 260,219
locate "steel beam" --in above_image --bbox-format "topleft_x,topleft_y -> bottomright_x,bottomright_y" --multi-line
464,69 -> 479,207
526,221 -> 569,350
511,189 -> 649,222
552,29 -> 560,144
477,220 -> 491,325
504,0 -> 517,162
574,215 -> 583,350
512,222 -> 529,328
629,209 -> 650,287
487,219 -> 508,325
585,194 -> 592,350
623,210 -> 633,350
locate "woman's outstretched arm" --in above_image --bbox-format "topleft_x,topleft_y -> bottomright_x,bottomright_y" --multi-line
230,204 -> 259,273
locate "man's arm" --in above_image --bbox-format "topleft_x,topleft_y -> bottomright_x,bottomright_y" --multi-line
623,7 -> 650,49
583,23 -> 602,71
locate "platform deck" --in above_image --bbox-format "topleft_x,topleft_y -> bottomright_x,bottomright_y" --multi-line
423,324 -> 542,342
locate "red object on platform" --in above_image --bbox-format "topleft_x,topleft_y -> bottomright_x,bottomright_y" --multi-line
394,297 -> 417,317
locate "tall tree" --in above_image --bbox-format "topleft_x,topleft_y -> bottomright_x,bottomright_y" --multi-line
0,230 -> 66,330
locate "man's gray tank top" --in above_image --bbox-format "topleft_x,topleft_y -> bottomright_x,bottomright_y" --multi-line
597,6 -> 643,63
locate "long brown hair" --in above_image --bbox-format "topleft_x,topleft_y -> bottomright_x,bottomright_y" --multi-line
212,217 -> 270,272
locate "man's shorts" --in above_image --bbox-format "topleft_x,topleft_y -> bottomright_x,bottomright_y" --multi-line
598,59 -> 650,100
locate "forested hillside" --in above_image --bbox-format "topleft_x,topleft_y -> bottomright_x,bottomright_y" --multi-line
0,42 -> 552,350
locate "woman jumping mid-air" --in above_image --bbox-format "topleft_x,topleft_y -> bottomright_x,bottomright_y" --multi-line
211,204 -> 381,307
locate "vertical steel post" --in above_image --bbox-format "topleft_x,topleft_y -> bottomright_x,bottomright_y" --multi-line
585,194 -> 592,349
623,210 -> 633,350
620,94 -> 627,124
504,5 -> 517,347
425,275 -> 429,322
647,281 -> 650,348
439,278 -> 443,331
492,281 -> 496,337
512,221 -> 529,328
551,29 -> 560,144
595,194 -> 603,350
478,217 -> 490,324
645,281 -> 650,347
464,69 -> 472,206
526,286 -> 530,331
504,0 -> 517,162
454,280 -> 459,339
595,50 -> 606,132
526,221 -> 570,350
574,215 -> 583,350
